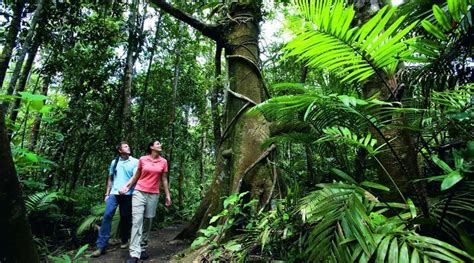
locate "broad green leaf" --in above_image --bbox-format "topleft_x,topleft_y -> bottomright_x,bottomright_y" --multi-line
441,170 -> 463,191
31,100 -> 44,111
19,92 -> 47,101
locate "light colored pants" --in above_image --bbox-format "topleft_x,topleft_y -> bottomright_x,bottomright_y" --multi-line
129,190 -> 159,258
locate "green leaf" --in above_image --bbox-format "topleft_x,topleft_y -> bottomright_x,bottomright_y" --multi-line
361,181 -> 390,192
448,0 -> 461,22
223,194 -> 238,208
421,20 -> 447,40
410,249 -> 420,263
407,199 -> 417,219
399,242 -> 409,263
74,244 -> 89,259
433,5 -> 452,31
376,235 -> 391,262
388,238 -> 399,262
441,170 -> 463,191
191,236 -> 207,249
30,100 -> 44,111
331,168 -> 357,184
19,92 -> 48,101
224,240 -> 242,252
431,155 -> 453,173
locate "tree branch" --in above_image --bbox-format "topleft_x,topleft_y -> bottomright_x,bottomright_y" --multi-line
149,0 -> 221,42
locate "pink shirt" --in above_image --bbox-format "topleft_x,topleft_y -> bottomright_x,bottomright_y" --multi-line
135,155 -> 168,194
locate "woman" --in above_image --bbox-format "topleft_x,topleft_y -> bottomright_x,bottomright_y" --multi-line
120,140 -> 171,263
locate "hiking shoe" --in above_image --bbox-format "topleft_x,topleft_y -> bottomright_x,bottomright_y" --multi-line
120,242 -> 129,249
125,256 -> 139,263
91,248 -> 104,257
140,250 -> 149,260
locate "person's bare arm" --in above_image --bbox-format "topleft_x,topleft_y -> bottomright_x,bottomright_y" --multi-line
162,172 -> 171,206
119,169 -> 141,194
104,176 -> 112,201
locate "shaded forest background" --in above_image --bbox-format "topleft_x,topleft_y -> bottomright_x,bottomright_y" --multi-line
0,0 -> 473,262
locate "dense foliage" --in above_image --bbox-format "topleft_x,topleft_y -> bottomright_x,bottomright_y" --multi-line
0,0 -> 472,261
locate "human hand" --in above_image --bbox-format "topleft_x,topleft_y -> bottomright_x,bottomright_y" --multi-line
119,186 -> 129,195
104,195 -> 109,202
165,196 -> 171,207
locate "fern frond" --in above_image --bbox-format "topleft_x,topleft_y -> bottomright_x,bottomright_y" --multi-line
286,0 -> 417,84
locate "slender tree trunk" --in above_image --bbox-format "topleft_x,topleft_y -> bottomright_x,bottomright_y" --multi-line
122,0 -> 139,140
199,129 -> 207,197
29,76 -> 51,151
299,65 -> 317,182
0,0 -> 26,91
178,154 -> 185,209
0,106 -> 40,263
168,22 -> 183,178
9,38 -> 41,125
138,12 -> 163,125
4,0 -> 44,101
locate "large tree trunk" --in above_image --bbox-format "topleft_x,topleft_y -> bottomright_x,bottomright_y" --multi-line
153,0 -> 274,240
210,46 -> 223,155
4,0 -> 45,101
0,0 -> 26,91
352,0 -> 428,215
0,106 -> 40,263
9,37 -> 41,125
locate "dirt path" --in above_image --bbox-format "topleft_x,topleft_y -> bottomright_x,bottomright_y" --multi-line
88,225 -> 189,262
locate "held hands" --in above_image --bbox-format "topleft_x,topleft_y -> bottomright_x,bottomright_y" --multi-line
119,186 -> 129,195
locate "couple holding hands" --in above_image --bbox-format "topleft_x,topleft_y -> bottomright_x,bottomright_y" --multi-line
92,140 -> 171,263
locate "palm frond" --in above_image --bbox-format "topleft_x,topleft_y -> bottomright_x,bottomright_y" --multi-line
25,191 -> 64,214
286,0 -> 417,84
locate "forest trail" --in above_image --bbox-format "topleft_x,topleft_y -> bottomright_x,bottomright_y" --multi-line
88,225 -> 189,262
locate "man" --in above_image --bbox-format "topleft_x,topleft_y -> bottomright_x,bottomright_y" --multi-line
92,141 -> 139,257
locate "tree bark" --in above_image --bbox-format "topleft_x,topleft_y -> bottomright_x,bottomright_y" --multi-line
9,37 -> 41,125
210,45 -> 223,156
0,0 -> 26,91
199,129 -> 207,197
0,106 -> 40,263
4,0 -> 45,101
29,76 -> 51,151
138,12 -> 163,126
167,22 -> 183,177
154,1 -> 273,240
299,65 -> 317,182
122,0 -> 140,140
352,0 -> 428,215
178,154 -> 185,209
